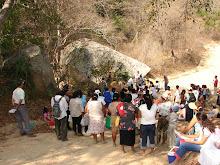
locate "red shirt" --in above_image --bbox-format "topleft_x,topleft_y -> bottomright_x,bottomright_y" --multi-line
214,78 -> 218,87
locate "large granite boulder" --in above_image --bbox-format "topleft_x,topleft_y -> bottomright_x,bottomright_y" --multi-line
60,38 -> 151,83
3,44 -> 56,93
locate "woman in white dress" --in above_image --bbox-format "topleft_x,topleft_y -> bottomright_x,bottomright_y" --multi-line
85,93 -> 106,143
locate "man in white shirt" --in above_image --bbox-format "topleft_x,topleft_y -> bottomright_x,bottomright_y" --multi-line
51,89 -> 68,141
127,76 -> 134,87
157,93 -> 172,144
69,92 -> 84,136
12,80 -> 36,137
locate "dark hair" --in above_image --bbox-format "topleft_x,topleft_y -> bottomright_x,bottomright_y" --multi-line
131,88 -> 136,94
62,84 -> 69,93
104,87 -> 108,91
156,81 -> 158,83
202,85 -> 207,88
128,86 -> 132,92
196,113 -> 216,133
60,90 -> 66,96
112,87 -> 116,93
181,89 -> 186,94
92,94 -> 98,100
43,106 -> 48,114
143,94 -> 153,109
176,85 -> 179,89
17,80 -> 23,87
72,92 -> 77,98
113,93 -> 119,101
120,90 -> 126,102
124,94 -> 132,103
166,86 -> 170,90
122,88 -> 127,92
77,89 -> 83,98
145,90 -> 149,95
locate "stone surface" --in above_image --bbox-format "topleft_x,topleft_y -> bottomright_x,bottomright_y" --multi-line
60,38 -> 151,83
4,44 -> 56,93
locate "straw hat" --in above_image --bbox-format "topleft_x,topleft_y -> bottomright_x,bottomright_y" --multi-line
189,102 -> 197,110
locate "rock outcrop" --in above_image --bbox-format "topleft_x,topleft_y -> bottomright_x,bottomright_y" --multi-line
3,44 -> 56,93
60,38 -> 151,83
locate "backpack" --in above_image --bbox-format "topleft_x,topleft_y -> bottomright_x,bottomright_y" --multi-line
188,93 -> 196,103
52,97 -> 62,118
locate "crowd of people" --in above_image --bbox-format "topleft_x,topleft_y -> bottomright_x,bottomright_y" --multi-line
11,73 -> 220,164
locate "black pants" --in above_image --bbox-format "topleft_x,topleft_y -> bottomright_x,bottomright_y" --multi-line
55,116 -> 67,141
72,115 -> 82,133
66,110 -> 71,129
185,104 -> 193,122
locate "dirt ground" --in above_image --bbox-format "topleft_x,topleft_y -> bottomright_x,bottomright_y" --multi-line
0,42 -> 219,165
0,120 -> 200,165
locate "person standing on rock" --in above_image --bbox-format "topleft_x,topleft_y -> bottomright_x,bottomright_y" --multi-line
214,75 -> 218,95
11,80 -> 36,137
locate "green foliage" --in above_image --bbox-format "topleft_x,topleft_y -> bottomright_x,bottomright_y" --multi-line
0,55 -> 37,100
114,70 -> 129,82
4,56 -> 31,88
90,58 -> 115,82
0,0 -> 4,7
15,56 -> 31,80
198,10 -> 220,31
45,89 -> 54,98
0,0 -> 64,59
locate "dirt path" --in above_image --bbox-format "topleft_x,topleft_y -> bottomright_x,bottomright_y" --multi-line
0,124 -> 193,165
168,42 -> 220,89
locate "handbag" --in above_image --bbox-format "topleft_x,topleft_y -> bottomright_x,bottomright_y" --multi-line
80,114 -> 89,126
115,116 -> 120,127
105,116 -> 111,128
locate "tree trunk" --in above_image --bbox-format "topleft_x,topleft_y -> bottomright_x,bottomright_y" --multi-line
0,0 -> 15,33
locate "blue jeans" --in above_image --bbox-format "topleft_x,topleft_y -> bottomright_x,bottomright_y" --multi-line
175,137 -> 180,146
175,142 -> 201,159
140,124 -> 156,150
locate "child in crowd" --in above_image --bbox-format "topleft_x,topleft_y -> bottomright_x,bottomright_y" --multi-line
174,85 -> 181,105
165,86 -> 172,99
104,87 -> 112,108
168,105 -> 179,148
43,106 -> 50,121
180,89 -> 186,105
